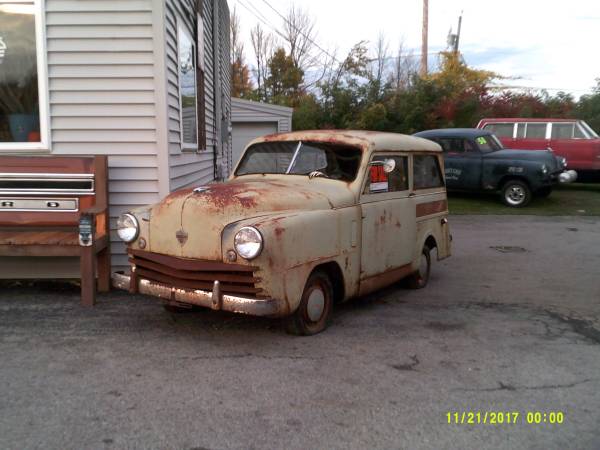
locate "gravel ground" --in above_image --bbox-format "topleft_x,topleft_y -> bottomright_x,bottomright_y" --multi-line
0,215 -> 599,450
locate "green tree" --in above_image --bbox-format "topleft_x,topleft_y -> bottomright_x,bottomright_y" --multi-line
293,94 -> 322,130
265,48 -> 304,107
576,79 -> 600,133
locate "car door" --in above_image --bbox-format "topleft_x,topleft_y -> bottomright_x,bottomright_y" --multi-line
514,122 -> 549,151
549,121 -> 594,170
360,154 -> 415,282
437,137 -> 482,190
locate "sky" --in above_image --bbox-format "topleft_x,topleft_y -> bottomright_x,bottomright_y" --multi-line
228,0 -> 600,97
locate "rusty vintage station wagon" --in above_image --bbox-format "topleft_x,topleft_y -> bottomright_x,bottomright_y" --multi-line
113,131 -> 451,334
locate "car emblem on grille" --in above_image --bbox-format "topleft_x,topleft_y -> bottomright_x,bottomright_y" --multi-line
176,229 -> 188,245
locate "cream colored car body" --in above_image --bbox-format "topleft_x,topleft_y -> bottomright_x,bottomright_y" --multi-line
119,130 -> 451,317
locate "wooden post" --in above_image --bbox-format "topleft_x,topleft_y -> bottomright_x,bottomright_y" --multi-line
81,243 -> 97,307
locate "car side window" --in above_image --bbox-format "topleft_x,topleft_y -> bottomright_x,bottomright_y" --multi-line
364,155 -> 409,194
437,138 -> 475,153
434,138 -> 452,153
516,123 -> 526,138
551,123 -> 574,139
574,124 -> 586,139
464,139 -> 479,152
413,155 -> 444,190
485,123 -> 514,138
525,123 -> 547,139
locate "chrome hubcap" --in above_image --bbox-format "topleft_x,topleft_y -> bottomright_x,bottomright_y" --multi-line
506,186 -> 525,205
306,288 -> 325,322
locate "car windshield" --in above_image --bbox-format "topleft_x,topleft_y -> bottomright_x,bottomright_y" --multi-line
579,121 -> 599,138
235,141 -> 362,182
475,134 -> 504,152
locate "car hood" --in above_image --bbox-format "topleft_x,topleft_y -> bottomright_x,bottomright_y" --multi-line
146,178 -> 355,260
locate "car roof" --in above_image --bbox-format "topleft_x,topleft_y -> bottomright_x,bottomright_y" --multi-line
413,128 -> 492,139
479,118 -> 577,123
250,130 -> 441,152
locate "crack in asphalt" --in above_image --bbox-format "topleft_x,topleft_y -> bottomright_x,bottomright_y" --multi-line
390,354 -> 420,371
449,301 -> 600,346
544,311 -> 600,345
455,378 -> 595,393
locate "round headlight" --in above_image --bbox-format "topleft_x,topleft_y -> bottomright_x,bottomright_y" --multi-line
117,213 -> 139,243
234,227 -> 263,260
541,164 -> 548,175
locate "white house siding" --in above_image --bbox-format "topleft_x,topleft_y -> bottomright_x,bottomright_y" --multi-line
1,0 -> 230,277
166,0 -> 232,192
45,0 -> 161,271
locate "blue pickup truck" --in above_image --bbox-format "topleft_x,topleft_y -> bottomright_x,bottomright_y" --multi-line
414,129 -> 577,207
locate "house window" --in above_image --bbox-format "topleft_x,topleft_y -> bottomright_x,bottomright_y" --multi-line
196,12 -> 206,150
178,21 -> 198,150
0,0 -> 48,149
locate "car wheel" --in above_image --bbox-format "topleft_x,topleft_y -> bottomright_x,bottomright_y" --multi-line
285,270 -> 333,336
406,245 -> 431,289
536,186 -> 553,198
501,180 -> 531,207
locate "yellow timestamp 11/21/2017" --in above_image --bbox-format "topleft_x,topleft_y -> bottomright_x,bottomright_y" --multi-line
446,411 -> 565,425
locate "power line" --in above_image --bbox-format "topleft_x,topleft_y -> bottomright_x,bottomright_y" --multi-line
240,0 -> 271,26
258,0 -> 343,65
235,0 -> 334,71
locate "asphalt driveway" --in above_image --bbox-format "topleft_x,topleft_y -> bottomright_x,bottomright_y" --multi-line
1,215 -> 599,450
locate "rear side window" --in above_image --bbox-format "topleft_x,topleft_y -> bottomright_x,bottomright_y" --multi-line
484,123 -> 514,138
517,123 -> 526,138
525,123 -> 547,139
413,155 -> 444,190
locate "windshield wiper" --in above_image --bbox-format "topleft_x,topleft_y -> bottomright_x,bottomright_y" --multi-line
285,141 -> 303,174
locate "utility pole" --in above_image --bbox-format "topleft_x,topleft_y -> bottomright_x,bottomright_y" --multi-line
420,0 -> 428,76
453,12 -> 463,54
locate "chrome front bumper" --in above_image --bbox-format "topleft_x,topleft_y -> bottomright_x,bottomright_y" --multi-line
112,272 -> 281,317
559,170 -> 578,183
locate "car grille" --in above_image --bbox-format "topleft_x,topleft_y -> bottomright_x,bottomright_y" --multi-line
128,249 -> 262,297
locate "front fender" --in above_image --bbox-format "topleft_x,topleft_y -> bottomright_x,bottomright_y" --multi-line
222,208 -> 360,314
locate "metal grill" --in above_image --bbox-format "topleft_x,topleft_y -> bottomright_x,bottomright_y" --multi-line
129,249 -> 262,296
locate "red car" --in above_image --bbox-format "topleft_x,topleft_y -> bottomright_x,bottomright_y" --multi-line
477,118 -> 600,173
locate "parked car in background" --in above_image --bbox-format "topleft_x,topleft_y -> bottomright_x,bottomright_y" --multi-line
477,118 -> 600,173
113,131 -> 452,335
414,129 -> 577,207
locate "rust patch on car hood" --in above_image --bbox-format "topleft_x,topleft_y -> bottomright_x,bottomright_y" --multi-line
148,178 -> 354,260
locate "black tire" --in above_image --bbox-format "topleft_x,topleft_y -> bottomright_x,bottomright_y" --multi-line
285,271 -> 333,336
501,180 -> 532,207
406,246 -> 431,289
163,303 -> 194,313
536,186 -> 553,198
